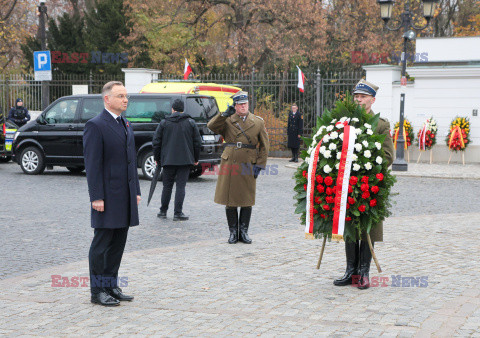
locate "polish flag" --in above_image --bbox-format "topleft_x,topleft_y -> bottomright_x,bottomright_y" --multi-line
184,58 -> 193,80
297,66 -> 305,93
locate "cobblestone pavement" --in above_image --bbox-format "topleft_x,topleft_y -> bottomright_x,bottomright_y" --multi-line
0,159 -> 479,336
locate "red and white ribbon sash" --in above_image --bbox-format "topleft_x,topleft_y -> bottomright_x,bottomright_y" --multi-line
418,124 -> 427,151
305,138 -> 324,238
332,123 -> 356,240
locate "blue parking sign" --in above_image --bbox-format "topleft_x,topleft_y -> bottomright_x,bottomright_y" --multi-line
34,51 -> 52,80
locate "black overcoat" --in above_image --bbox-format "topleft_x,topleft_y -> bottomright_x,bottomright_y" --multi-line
83,109 -> 141,229
287,111 -> 303,148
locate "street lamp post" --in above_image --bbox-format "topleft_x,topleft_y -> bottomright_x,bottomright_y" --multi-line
377,0 -> 439,171
38,0 -> 49,110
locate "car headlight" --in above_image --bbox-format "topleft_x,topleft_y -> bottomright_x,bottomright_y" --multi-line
14,131 -> 20,141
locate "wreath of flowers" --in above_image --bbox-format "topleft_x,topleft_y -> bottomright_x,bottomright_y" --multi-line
293,96 -> 396,243
393,119 -> 414,149
416,117 -> 437,150
446,116 -> 470,152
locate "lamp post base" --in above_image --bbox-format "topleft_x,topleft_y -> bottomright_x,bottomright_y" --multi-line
392,158 -> 408,172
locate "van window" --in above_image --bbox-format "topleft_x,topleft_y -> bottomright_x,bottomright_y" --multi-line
125,98 -> 171,123
45,99 -> 79,124
80,98 -> 104,123
186,97 -> 219,121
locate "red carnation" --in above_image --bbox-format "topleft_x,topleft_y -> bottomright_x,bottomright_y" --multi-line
431,134 -> 435,138
315,196 -> 321,204
324,176 -> 334,186
323,205 -> 330,211
316,185 -> 325,193
348,197 -> 355,205
371,186 -> 379,194
302,171 -> 307,178
362,191 -> 370,199
376,173 -> 384,181
358,205 -> 366,212
361,176 -> 369,183
320,214 -> 326,219
326,196 -> 334,204
345,216 -> 352,221
346,204 -> 350,209
348,185 -> 353,193
326,187 -> 333,195
349,176 -> 358,185
370,199 -> 377,207
360,183 -> 369,192
316,175 -> 323,184
313,208 -> 318,214
304,184 -> 307,191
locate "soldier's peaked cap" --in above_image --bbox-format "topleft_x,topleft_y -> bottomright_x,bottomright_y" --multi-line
232,91 -> 249,104
353,79 -> 379,97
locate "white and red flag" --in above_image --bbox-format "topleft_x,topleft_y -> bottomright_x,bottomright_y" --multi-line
184,58 -> 193,80
297,65 -> 305,93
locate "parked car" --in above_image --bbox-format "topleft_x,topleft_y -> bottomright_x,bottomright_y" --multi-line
1,113 -> 17,162
12,94 -> 223,179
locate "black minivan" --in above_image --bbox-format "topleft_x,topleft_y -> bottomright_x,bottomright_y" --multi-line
12,93 -> 223,179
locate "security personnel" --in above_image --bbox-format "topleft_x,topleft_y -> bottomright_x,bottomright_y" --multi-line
207,91 -> 269,244
287,103 -> 303,162
8,98 -> 30,127
334,79 -> 394,290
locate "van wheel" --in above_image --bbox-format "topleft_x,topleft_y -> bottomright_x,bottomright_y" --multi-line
20,147 -> 45,175
141,150 -> 162,181
67,166 -> 85,173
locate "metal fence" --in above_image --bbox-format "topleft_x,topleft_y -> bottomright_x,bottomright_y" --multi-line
0,71 -> 363,150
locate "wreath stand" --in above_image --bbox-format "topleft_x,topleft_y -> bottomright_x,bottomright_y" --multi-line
416,149 -> 433,164
316,233 -> 382,273
448,151 -> 465,165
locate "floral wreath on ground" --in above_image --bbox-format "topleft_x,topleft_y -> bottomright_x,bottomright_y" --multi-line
416,117 -> 437,150
446,116 -> 470,152
293,95 -> 396,243
393,119 -> 414,150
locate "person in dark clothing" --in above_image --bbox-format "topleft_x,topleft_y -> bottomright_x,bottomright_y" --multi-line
287,103 -> 303,162
152,99 -> 202,221
8,98 -> 31,127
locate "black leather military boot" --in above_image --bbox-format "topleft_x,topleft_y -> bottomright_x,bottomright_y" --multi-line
333,240 -> 359,286
294,149 -> 299,162
239,207 -> 252,244
357,240 -> 373,290
226,207 -> 238,244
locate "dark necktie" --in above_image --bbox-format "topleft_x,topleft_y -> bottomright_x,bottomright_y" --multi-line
116,116 -> 127,134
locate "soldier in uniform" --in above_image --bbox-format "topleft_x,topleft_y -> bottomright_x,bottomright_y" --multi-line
287,103 -> 303,162
8,98 -> 30,127
207,91 -> 269,244
333,79 -> 394,289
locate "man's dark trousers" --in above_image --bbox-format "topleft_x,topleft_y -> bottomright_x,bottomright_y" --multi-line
160,165 -> 191,214
89,227 -> 129,294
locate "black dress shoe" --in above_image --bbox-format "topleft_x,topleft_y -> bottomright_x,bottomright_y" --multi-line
91,291 -> 120,306
106,287 -> 134,301
288,158 -> 295,162
157,211 -> 167,219
173,213 -> 189,221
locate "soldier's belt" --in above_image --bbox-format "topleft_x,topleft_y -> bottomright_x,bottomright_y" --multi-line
224,142 -> 256,149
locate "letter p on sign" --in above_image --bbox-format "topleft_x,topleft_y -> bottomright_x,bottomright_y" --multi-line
34,51 -> 52,81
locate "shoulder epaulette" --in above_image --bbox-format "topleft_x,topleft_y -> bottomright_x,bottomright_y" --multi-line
253,115 -> 263,121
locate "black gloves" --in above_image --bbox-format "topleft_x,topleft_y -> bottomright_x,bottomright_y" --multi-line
253,165 -> 263,179
222,104 -> 236,117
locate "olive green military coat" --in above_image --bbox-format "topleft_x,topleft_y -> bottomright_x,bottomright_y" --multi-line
207,112 -> 269,207
363,112 -> 394,242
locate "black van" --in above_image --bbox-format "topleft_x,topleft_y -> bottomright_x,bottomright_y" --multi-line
12,94 -> 223,179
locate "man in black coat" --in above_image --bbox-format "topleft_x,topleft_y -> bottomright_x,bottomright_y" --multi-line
152,99 -> 202,221
287,103 -> 303,162
8,98 -> 30,127
83,81 -> 141,306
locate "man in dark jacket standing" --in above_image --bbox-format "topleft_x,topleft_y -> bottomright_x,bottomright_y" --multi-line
287,103 -> 303,162
8,98 -> 31,127
83,81 -> 141,306
152,99 -> 202,221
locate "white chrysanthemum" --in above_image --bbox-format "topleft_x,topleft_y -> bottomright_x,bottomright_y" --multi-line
319,146 -> 326,154
366,129 -> 373,135
336,152 -> 342,160
351,118 -> 359,122
365,162 -> 372,170
328,143 -> 336,150
336,124 -> 344,129
364,123 -> 372,129
364,150 -> 372,158
324,150 -> 332,158
307,148 -> 312,155
330,131 -> 338,139
339,133 -> 344,140
340,116 -> 348,122
355,128 -> 362,135
352,163 -> 361,171
323,164 -> 332,174
331,119 -> 337,124
362,140 -> 369,147
354,143 -> 362,152
375,142 -> 381,150
305,157 -> 310,164
352,154 -> 358,161
323,134 -> 330,143
335,163 -> 340,170
376,156 -> 383,164
326,125 -> 334,132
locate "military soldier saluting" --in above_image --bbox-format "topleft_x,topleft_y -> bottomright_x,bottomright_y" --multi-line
207,91 -> 269,244
334,79 -> 394,289
287,103 -> 303,162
